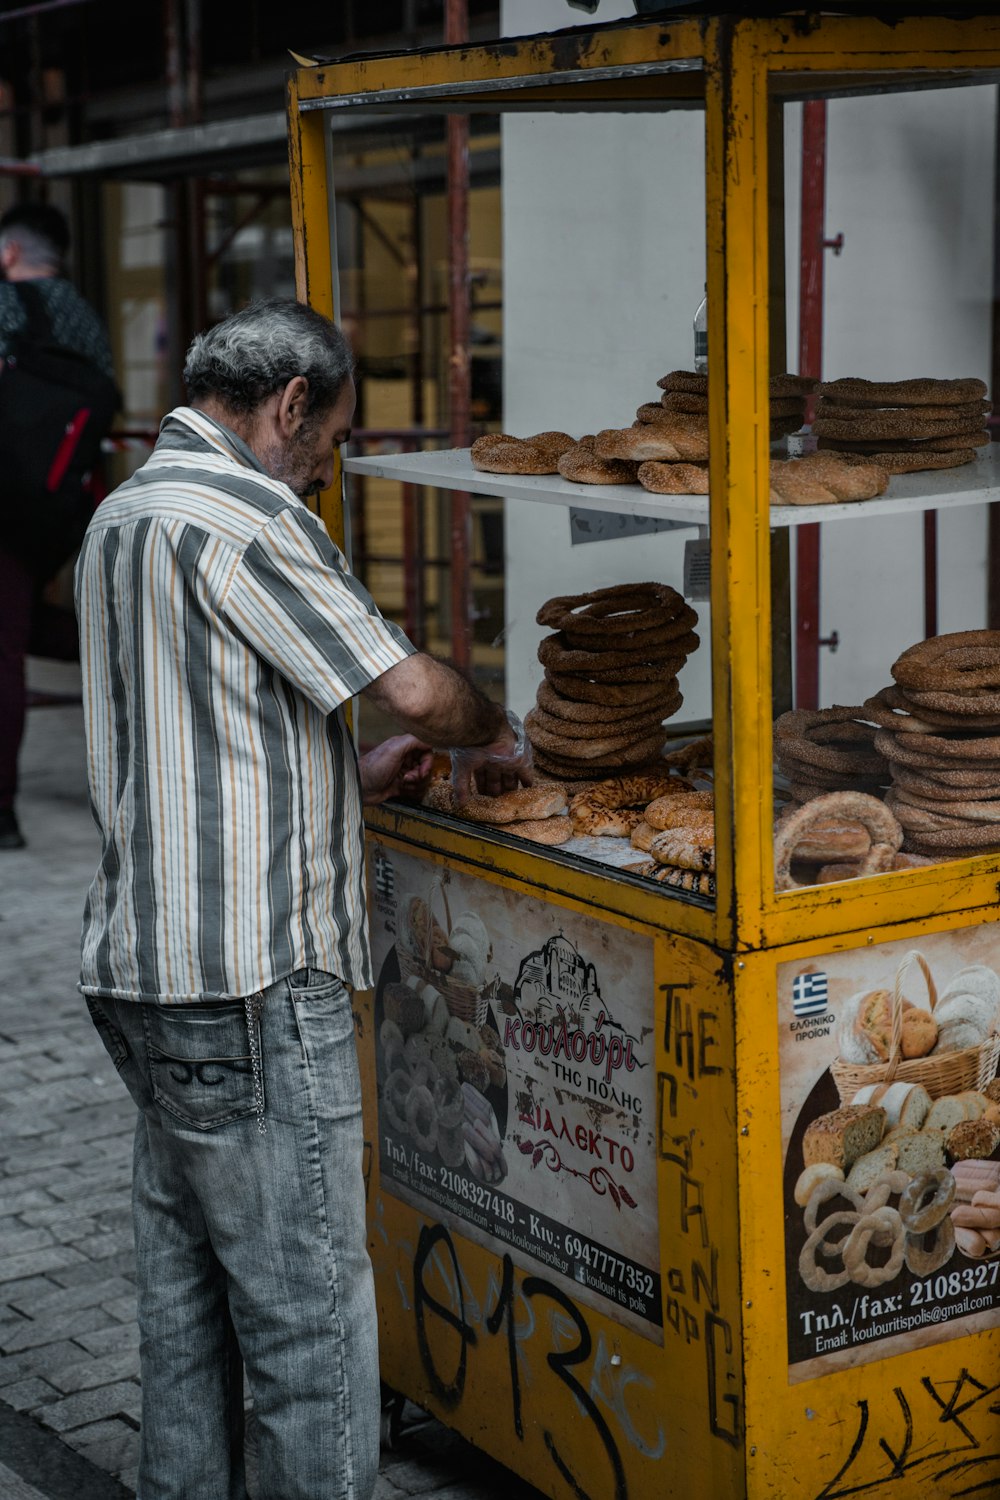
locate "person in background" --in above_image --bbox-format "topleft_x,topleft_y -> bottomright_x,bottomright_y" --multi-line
0,202 -> 115,850
75,298 -> 529,1500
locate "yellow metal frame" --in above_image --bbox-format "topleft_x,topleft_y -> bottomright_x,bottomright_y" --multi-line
288,17 -> 1000,1499
289,13 -> 1000,960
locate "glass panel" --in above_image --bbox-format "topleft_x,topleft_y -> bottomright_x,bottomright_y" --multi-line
334,101 -> 717,906
769,78 -> 997,893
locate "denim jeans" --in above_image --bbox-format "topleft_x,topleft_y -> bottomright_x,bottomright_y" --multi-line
87,971 -> 379,1500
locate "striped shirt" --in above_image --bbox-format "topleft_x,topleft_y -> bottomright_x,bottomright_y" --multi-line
75,406 -> 415,1003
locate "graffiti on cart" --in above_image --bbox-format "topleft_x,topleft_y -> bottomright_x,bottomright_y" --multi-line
402,1219 -> 667,1500
658,980 -> 741,1448
815,1369 -> 1000,1498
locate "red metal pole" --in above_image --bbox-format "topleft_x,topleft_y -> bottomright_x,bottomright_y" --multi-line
795,99 -> 827,711
445,0 -> 472,672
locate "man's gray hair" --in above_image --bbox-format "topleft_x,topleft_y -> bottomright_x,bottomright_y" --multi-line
183,298 -> 353,418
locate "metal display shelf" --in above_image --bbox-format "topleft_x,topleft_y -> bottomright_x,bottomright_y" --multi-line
343,443 -> 1000,528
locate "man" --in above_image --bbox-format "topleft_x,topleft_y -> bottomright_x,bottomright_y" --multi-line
76,298 -> 528,1500
0,202 -> 116,850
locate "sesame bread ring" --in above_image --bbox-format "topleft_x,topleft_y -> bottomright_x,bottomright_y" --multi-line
816,376 -> 987,407
813,414 -> 983,442
544,671 -> 679,707
556,444 -> 639,486
883,794 -> 973,834
902,686 -> 1000,716
813,398 -> 987,426
537,582 -> 686,635
628,861 -> 717,896
891,786 -> 1000,824
504,815 -> 573,845
769,453 -> 889,504
903,1215 -> 955,1277
525,711 -> 664,762
818,430 -> 989,454
635,402 -> 682,424
643,791 -> 715,831
656,370 -> 816,398
875,729 -> 1000,774
637,461 -> 710,495
843,1207 -> 906,1287
899,1169 -> 956,1234
644,827 -> 715,873
892,631 -> 1000,696
799,1213 -> 858,1293
422,777 -> 569,825
570,774 -> 689,837
874,683 -> 1000,731
596,425 -> 709,463
471,432 -> 574,475
537,626 -> 697,675
527,703 -> 669,742
840,448 -> 978,475
657,391 -> 708,413
532,741 -> 669,779
890,764 -> 1000,796
861,687 -> 961,734
536,678 -> 679,724
774,791 -> 902,891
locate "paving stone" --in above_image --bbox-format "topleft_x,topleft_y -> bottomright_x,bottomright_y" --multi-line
0,1245 -> 84,1285
47,1250 -> 136,1288
0,1224 -> 57,1256
1,1304 -> 119,1355
72,1427 -> 141,1477
70,1323 -> 140,1357
45,1347 -> 140,1394
2,1374 -> 61,1411
101,1293 -> 138,1323
39,1379 -> 143,1433
75,1232 -> 135,1262
0,1186 -> 56,1217
9,1275 -> 135,1320
0,1338 -> 94,1388
61,1416 -> 139,1453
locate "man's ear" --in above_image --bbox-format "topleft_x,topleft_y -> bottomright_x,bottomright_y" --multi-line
276,375 -> 309,437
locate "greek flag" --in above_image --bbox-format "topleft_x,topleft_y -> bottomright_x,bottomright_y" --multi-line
792,970 -> 828,1017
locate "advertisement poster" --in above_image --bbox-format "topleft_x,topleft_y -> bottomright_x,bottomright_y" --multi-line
779,925 -> 1000,1384
367,845 -> 662,1343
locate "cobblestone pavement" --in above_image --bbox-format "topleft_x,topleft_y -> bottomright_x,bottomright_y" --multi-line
0,659 -> 546,1500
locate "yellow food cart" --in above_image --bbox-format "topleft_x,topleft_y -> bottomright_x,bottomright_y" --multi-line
287,14 -> 1000,1498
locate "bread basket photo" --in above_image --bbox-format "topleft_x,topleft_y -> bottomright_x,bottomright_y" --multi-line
830,949 -> 1000,1105
396,877 -> 489,1028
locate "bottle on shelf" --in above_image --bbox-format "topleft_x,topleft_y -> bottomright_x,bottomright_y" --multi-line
693,284 -> 708,374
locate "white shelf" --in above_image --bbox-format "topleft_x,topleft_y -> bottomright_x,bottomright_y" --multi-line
343,444 -> 1000,529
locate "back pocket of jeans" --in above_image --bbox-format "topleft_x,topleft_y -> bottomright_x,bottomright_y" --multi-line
142,1004 -> 261,1131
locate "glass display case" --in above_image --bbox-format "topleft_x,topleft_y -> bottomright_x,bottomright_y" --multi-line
289,16 -> 1000,1500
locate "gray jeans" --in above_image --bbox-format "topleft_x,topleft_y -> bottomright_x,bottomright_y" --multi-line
87,970 -> 379,1500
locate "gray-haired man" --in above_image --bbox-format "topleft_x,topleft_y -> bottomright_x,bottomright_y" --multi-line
76,298 -> 527,1500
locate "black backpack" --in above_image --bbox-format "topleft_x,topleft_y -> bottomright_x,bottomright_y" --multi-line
0,281 -> 119,575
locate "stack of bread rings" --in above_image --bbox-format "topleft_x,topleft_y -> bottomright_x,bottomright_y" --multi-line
626,786 -> 717,895
526,582 -> 699,779
813,377 -> 990,475
864,630 -> 1000,860
774,706 -> 890,805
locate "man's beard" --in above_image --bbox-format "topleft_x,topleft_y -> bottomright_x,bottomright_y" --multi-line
259,431 -> 319,498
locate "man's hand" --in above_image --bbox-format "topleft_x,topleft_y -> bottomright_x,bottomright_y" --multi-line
360,735 -> 434,807
451,710 -> 533,804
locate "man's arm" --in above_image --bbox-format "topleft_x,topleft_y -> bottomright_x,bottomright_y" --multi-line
362,653 -> 530,796
362,652 -> 508,748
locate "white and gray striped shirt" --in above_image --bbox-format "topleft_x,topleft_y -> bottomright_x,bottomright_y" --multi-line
75,406 -> 414,1003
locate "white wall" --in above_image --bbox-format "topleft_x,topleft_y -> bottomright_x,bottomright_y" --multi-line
783,88 -> 996,704
501,5 -> 996,714
501,0 -> 710,721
